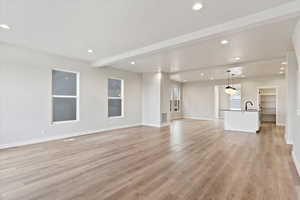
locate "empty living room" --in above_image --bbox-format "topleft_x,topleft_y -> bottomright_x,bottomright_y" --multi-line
1,0 -> 300,199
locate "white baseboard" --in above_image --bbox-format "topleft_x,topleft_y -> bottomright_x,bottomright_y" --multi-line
292,151 -> 300,176
183,114 -> 214,121
142,123 -> 170,128
0,123 -> 142,150
276,123 -> 285,127
285,134 -> 293,145
286,140 -> 294,145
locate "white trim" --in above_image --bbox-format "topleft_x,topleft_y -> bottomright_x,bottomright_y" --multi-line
0,123 -> 142,150
142,123 -> 170,128
52,95 -> 77,98
92,2 -> 300,67
292,151 -> 300,176
276,123 -> 286,127
183,114 -> 215,121
52,120 -> 80,125
285,138 -> 293,145
108,116 -> 124,119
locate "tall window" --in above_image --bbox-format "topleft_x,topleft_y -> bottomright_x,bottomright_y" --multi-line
230,85 -> 241,109
52,69 -> 79,123
172,88 -> 181,112
108,78 -> 123,118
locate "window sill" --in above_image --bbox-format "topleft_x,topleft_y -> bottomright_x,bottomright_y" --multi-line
51,120 -> 80,125
108,116 -> 124,119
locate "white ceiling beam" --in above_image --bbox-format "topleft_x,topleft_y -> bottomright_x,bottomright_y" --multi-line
92,1 -> 300,67
169,57 -> 285,75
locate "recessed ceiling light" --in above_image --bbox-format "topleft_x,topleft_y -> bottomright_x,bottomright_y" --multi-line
280,67 -> 285,70
183,80 -> 187,82
88,49 -> 93,53
234,57 -> 241,61
0,24 -> 10,30
200,73 -> 204,76
130,61 -> 136,65
210,77 -> 214,80
193,2 -> 203,11
221,40 -> 229,45
281,62 -> 287,65
279,71 -> 284,74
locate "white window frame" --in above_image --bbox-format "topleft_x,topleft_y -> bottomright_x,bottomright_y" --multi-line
108,78 -> 124,119
51,68 -> 80,125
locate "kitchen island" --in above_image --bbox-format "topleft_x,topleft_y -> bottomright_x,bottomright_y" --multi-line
221,109 -> 260,133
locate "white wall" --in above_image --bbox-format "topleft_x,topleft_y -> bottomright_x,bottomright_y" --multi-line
182,76 -> 286,125
0,43 -> 142,148
182,82 -> 215,120
142,73 -> 161,127
286,52 -> 298,145
294,20 -> 300,112
291,19 -> 300,174
142,73 -> 182,126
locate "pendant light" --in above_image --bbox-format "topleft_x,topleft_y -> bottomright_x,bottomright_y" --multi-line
225,70 -> 237,95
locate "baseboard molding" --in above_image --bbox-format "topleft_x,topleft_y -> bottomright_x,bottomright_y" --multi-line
285,134 -> 293,145
142,123 -> 170,128
0,123 -> 142,150
183,114 -> 214,121
292,151 -> 300,176
276,123 -> 285,127
286,139 -> 294,145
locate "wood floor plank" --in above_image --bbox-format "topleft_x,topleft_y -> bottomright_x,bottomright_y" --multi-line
0,120 -> 298,200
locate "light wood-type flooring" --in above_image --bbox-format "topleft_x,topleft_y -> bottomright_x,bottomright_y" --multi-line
0,119 -> 299,200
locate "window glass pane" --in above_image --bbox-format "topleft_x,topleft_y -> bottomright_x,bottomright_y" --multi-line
108,79 -> 122,97
108,99 -> 122,117
53,98 -> 77,122
52,70 -> 77,96
173,88 -> 180,100
230,85 -> 241,109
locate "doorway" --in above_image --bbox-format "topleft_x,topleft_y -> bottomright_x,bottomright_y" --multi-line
258,87 -> 277,124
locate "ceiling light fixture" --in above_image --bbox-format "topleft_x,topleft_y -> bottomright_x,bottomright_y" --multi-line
279,71 -> 284,74
280,67 -> 285,71
234,57 -> 241,61
130,61 -> 136,65
88,49 -> 93,53
193,2 -> 203,11
200,73 -> 204,76
281,62 -> 287,65
0,24 -> 10,30
225,70 -> 237,95
221,40 -> 229,45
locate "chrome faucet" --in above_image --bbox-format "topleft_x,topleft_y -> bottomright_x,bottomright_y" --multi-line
245,101 -> 254,111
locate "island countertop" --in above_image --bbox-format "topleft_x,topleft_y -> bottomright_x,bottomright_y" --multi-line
222,109 -> 260,133
220,109 -> 259,112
